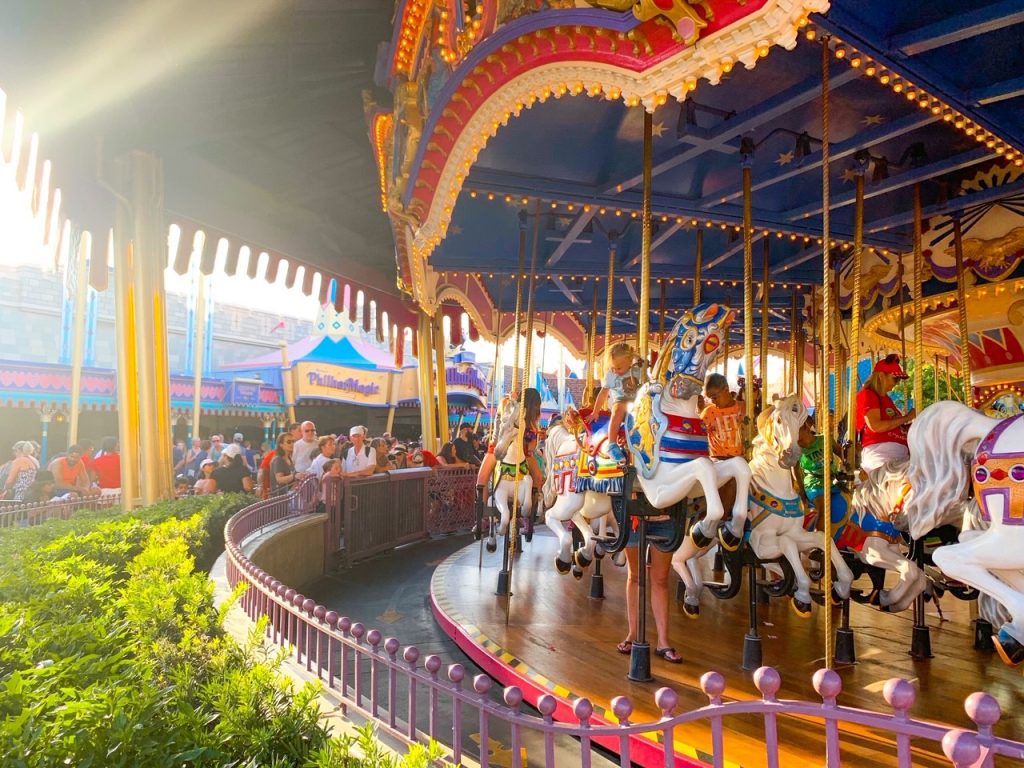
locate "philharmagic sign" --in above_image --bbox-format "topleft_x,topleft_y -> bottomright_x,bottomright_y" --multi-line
305,371 -> 380,396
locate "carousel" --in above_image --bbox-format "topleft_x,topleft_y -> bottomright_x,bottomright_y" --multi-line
372,1 -> 1024,765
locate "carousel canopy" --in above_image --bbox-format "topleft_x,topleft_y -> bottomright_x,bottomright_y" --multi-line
376,1 -> 1024,355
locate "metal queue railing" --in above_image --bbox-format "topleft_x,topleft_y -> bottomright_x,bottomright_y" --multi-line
0,492 -> 121,529
222,472 -> 1024,768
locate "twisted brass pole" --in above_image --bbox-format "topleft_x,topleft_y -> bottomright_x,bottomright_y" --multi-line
912,183 -> 925,410
694,230 -> 703,306
952,216 -> 972,405
584,282 -> 599,405
743,164 -> 754,450
761,239 -> 770,400
639,110 -> 652,361
848,172 -> 864,467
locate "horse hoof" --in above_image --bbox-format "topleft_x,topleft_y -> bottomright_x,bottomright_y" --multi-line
830,587 -> 846,607
554,557 -> 572,576
791,597 -> 813,618
574,549 -> 592,570
993,628 -> 1024,667
682,601 -> 700,620
485,539 -> 497,554
572,566 -> 584,581
717,526 -> 741,553
594,543 -> 606,559
612,551 -> 626,568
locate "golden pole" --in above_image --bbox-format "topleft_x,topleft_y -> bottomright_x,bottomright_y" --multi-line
789,290 -> 798,394
417,313 -> 436,450
638,110 -> 653,360
723,324 -> 731,382
811,287 -> 818,409
605,238 -> 616,357
192,268 -> 207,443
912,183 -> 925,410
694,230 -> 703,306
486,280 -> 505,444
433,313 -> 451,445
511,216 -> 527,397
794,290 -> 805,400
584,283 -> 599,405
945,356 -> 954,403
898,258 -> 909,408
761,239 -> 770,401
819,38 -> 835,671
952,216 -> 972,405
743,162 -> 755,448
847,172 -> 864,466
68,231 -> 91,447
658,280 -> 667,344
933,353 -> 940,406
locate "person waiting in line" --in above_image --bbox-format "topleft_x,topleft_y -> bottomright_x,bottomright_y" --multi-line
48,444 -> 97,497
452,424 -> 481,467
391,444 -> 410,469
21,470 -> 57,504
194,459 -> 218,495
309,435 -> 337,479
341,426 -> 375,477
319,458 -> 344,511
587,341 -> 643,464
437,442 -> 471,468
90,437 -> 121,491
232,432 -> 256,473
855,354 -> 915,472
292,421 -> 319,473
188,439 -> 211,478
698,372 -> 746,517
208,435 -> 224,464
3,441 -> 39,501
213,444 -> 253,493
371,437 -> 395,473
270,432 -> 302,496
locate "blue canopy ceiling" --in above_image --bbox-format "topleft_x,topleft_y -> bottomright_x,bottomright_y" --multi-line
423,1 -> 1024,343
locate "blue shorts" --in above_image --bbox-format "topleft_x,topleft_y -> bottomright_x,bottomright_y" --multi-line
625,517 -> 677,548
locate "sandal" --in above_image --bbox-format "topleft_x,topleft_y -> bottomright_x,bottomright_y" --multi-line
616,640 -> 633,655
655,647 -> 683,664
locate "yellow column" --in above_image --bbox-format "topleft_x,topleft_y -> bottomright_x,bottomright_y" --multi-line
416,312 -> 436,450
433,313 -> 450,446
912,184 -> 925,409
742,163 -> 755,446
192,269 -> 207,442
114,151 -> 172,505
847,171 -> 864,465
112,231 -> 140,509
584,283 -> 599,404
760,240 -> 770,400
279,342 -> 296,425
638,111 -> 652,358
68,232 -> 92,446
952,216 -> 972,403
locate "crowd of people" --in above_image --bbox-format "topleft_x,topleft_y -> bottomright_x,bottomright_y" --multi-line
1,438 -> 121,503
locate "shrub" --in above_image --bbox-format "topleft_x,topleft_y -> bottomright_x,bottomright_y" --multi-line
0,495 -> 436,767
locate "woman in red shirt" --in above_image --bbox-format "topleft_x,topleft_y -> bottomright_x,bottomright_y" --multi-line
855,354 -> 916,471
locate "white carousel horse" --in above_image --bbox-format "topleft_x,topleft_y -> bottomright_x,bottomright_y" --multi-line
743,395 -> 854,616
904,400 -> 1024,666
840,460 -> 926,612
484,398 -> 534,553
541,416 -> 620,575
624,303 -> 753,614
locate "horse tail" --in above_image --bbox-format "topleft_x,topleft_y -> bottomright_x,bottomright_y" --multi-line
904,401 -> 1000,540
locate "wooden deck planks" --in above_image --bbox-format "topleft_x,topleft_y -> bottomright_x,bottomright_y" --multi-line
432,530 -> 1024,768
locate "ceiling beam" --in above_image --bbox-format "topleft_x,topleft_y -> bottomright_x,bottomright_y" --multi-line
705,233 -> 763,270
550,276 -> 582,306
701,111 -> 939,209
786,147 -> 997,221
624,221 -> 683,268
770,245 -> 819,275
889,1 -> 1024,56
866,176 -> 1024,234
971,75 -> 1024,106
545,210 -> 595,266
607,69 -> 862,194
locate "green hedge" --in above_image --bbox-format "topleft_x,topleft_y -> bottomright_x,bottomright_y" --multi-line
0,495 -> 441,767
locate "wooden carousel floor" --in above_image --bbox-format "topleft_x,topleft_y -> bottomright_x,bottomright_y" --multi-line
429,529 -> 1024,768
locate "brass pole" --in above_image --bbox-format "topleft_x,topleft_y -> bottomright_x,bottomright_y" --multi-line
945,356 -> 954,403
743,163 -> 755,448
790,289 -> 798,394
658,280 -> 667,344
819,38 -> 835,671
694,230 -> 703,306
847,172 -> 864,467
486,279 -> 505,445
912,183 -> 925,410
605,238 -> 617,358
898,258 -> 909,408
417,313 -> 436,450
794,290 -> 805,400
68,232 -> 91,446
952,216 -> 972,404
811,286 -> 818,409
638,110 -> 653,361
723,324 -> 731,382
279,342 -> 296,425
933,353 -> 940,406
112,233 -> 140,509
511,214 -> 528,397
584,283 -> 599,405
761,239 -> 770,401
433,313 -> 451,446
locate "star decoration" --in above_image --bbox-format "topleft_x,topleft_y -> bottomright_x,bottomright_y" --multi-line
775,150 -> 794,166
839,168 -> 858,183
450,224 -> 463,235
651,121 -> 667,138
862,114 -> 884,127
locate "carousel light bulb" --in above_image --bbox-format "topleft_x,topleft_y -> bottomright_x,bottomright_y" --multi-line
834,46 -> 847,59
615,209 -> 622,216
487,192 -> 495,200
864,63 -> 877,76
965,124 -> 977,135
504,194 -> 512,203
469,190 -> 477,198
879,71 -> 891,84
721,57 -> 734,73
757,42 -> 771,58
521,196 -> 529,205
805,28 -> 817,41
551,201 -> 558,208
906,90 -> 917,101
599,207 -> 607,214
686,77 -> 698,91
892,80 -> 903,93
584,204 -> 592,212
849,54 -> 862,67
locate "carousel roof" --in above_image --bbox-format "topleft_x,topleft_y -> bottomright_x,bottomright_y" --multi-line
376,1 -> 1024,355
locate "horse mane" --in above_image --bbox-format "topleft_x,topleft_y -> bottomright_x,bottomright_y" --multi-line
904,401 -> 1000,540
853,459 -> 909,526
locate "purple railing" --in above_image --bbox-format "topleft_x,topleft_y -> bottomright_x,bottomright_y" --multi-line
222,482 -> 1024,768
0,492 -> 121,529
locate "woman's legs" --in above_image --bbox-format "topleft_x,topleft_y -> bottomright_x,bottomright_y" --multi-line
624,546 -> 639,644
624,544 -> 674,651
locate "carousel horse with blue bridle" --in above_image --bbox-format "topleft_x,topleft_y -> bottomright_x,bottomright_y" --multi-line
623,302 -> 753,615
743,395 -> 854,616
905,400 -> 1024,667
484,388 -> 543,553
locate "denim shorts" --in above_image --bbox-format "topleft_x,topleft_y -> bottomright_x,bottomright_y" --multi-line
625,517 -> 677,548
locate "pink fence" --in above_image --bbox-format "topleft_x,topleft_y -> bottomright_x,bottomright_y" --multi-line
222,480 -> 1024,768
0,493 -> 122,529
